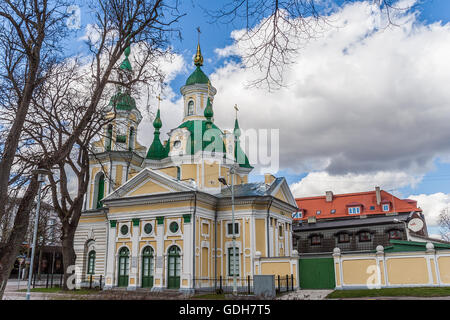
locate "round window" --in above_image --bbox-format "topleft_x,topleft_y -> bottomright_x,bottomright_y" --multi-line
174,140 -> 181,149
144,223 -> 153,234
169,221 -> 179,233
120,224 -> 128,235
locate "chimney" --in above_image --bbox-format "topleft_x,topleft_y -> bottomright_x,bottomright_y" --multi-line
264,173 -> 276,185
325,191 -> 333,202
375,186 -> 381,205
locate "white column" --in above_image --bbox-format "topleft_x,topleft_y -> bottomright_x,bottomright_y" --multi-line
152,217 -> 165,291
332,247 -> 342,290
104,220 -> 117,289
182,214 -> 192,290
128,218 -> 140,290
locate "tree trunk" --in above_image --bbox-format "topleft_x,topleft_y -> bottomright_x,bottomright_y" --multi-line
0,178 -> 39,298
61,226 -> 77,291
37,248 -> 43,281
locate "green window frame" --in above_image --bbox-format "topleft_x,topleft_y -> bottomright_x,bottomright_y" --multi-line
144,223 -> 153,235
228,247 -> 239,276
120,224 -> 129,236
87,250 -> 96,274
106,125 -> 113,151
96,173 -> 105,209
169,221 -> 179,234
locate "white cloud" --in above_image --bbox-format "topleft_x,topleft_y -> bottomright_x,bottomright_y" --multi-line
408,192 -> 450,227
290,170 -> 423,197
209,1 -> 450,177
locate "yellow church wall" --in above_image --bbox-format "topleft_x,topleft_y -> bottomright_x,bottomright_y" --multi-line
108,201 -> 191,214
115,242 -> 132,253
89,167 -> 101,209
139,241 -> 157,253
115,165 -> 123,189
255,219 -> 266,256
159,166 -> 177,178
438,256 -> 450,284
128,180 -> 172,196
202,247 -> 209,277
181,164 -> 197,181
274,189 -> 287,202
342,259 -> 377,285
79,216 -> 106,224
386,257 -> 429,285
204,161 -> 220,188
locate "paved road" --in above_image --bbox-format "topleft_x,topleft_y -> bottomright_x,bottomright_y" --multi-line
277,289 -> 333,300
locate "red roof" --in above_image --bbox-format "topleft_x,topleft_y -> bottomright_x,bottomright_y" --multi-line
295,189 -> 421,221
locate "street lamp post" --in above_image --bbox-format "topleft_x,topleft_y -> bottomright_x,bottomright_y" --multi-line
218,164 -> 238,296
26,172 -> 45,300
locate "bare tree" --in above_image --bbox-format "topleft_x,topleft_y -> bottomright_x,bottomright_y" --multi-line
0,0 -> 70,296
206,0 -> 418,90
438,208 -> 450,242
14,0 -> 182,291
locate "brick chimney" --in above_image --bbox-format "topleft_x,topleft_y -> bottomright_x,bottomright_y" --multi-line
325,191 -> 333,202
375,186 -> 381,205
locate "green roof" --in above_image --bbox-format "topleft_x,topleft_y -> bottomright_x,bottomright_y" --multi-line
185,66 -> 209,86
176,120 -> 225,155
109,91 -> 136,111
383,239 -> 450,253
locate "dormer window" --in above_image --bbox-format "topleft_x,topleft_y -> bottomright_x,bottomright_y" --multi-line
187,100 -> 194,116
382,204 -> 389,212
316,210 -> 321,215
348,207 -> 360,214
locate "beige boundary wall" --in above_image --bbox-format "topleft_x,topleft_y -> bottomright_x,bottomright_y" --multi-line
254,251 -> 299,289
332,243 -> 450,289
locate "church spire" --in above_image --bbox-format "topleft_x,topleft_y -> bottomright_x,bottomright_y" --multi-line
146,97 -> 167,160
194,27 -> 204,67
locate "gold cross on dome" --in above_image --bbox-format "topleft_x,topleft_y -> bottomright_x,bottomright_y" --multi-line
156,94 -> 163,109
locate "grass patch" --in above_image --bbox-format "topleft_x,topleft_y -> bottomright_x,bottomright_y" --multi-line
327,287 -> 450,299
193,293 -> 227,300
19,287 -> 100,295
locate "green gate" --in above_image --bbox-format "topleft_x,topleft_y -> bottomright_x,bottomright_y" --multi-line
299,257 -> 336,289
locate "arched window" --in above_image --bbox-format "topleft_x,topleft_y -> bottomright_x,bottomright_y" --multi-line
129,127 -> 135,151
118,247 -> 130,287
87,250 -> 96,274
167,246 -> 181,289
141,246 -> 154,288
106,125 -> 113,151
187,101 -> 194,116
95,173 -> 105,209
176,166 -> 181,180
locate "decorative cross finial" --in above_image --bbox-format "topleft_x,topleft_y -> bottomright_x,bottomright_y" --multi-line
194,27 -> 204,66
234,104 -> 239,118
157,94 -> 163,109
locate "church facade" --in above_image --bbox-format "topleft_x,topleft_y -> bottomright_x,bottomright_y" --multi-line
73,42 -> 299,292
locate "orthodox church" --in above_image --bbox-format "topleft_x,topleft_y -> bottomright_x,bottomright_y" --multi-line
74,40 -> 299,292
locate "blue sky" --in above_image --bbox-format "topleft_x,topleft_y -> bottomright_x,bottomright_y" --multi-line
67,0 -> 450,235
